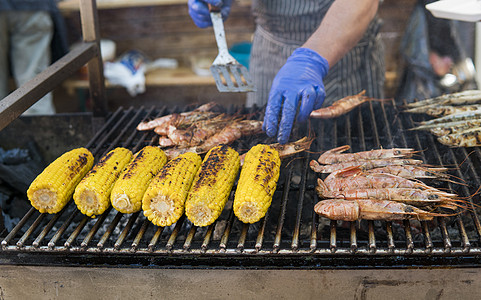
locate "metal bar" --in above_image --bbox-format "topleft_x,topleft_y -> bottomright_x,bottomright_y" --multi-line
32,206 -> 68,248
1,207 -> 36,247
456,216 -> 471,252
237,223 -> 249,252
329,220 -> 336,252
273,164 -> 293,253
131,219 -> 150,251
79,0 -> 107,116
48,209 -> 80,249
368,221 -> 376,253
350,222 -> 357,253
115,212 -> 141,250
439,217 -> 452,253
97,212 -> 123,249
403,220 -> 414,254
201,223 -> 215,253
309,209 -> 317,252
219,209 -> 235,252
422,221 -> 433,253
386,222 -> 395,252
80,207 -> 112,248
148,226 -> 165,252
85,106 -> 124,149
65,215 -> 89,248
16,213 -> 45,248
291,153 -> 310,251
0,43 -> 98,131
165,216 -> 185,251
183,225 -> 197,251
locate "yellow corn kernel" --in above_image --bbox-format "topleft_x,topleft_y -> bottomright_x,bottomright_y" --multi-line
111,146 -> 167,214
185,145 -> 240,227
73,147 -> 132,217
142,152 -> 202,226
233,144 -> 280,223
27,148 -> 94,214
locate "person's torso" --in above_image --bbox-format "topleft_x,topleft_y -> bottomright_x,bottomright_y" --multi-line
252,0 -> 334,43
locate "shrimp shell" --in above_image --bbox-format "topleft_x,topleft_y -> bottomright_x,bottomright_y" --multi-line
310,158 -> 423,173
316,180 -> 456,203
323,166 -> 435,192
317,145 -> 415,164
363,165 -> 449,179
314,199 -> 436,221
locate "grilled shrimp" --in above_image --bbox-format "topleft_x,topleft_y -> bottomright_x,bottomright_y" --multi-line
405,90 -> 481,108
317,145 -> 416,164
310,90 -> 373,119
314,199 -> 441,221
196,120 -> 263,152
316,179 -> 456,203
322,166 -> 436,192
310,158 -> 423,174
239,136 -> 314,165
363,165 -> 449,179
137,102 -> 218,132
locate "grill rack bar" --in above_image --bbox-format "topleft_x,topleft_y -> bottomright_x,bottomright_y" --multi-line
2,102 -> 481,268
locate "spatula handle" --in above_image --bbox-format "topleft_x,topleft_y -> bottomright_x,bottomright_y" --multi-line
208,3 -> 221,13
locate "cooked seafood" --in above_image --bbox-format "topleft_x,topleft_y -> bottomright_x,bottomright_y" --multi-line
322,166 -> 438,192
414,109 -> 481,128
314,199 -> 443,221
429,121 -> 481,136
405,104 -> 481,116
239,136 -> 314,165
363,165 -> 449,179
310,90 -> 378,119
437,127 -> 481,147
411,119 -> 481,131
405,90 -> 481,108
197,120 -> 263,152
316,145 -> 416,164
137,102 -> 218,132
310,158 -> 424,174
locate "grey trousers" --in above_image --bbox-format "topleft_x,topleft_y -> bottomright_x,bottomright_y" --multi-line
0,11 -> 56,115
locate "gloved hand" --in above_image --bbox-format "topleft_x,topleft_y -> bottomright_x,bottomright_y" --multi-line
188,0 -> 233,28
263,47 -> 329,144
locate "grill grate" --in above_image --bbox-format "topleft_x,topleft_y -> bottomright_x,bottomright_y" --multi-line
1,101 -> 481,268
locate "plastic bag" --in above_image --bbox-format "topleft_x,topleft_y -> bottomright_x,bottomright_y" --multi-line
104,50 -> 147,97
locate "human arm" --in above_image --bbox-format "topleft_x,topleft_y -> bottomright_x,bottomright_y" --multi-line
263,0 -> 380,144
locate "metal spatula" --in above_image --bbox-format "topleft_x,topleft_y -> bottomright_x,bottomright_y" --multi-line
209,4 -> 256,92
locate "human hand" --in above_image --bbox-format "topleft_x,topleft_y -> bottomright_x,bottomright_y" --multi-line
188,0 -> 233,28
263,47 -> 329,144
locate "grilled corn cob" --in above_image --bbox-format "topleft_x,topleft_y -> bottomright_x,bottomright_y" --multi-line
27,148 -> 94,214
111,146 -> 167,214
73,147 -> 133,217
142,152 -> 202,226
233,144 -> 280,223
185,145 -> 240,227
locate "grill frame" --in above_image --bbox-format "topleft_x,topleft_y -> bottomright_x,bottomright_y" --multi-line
2,101 -> 481,269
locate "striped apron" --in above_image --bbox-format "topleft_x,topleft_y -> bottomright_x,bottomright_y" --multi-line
246,0 -> 385,107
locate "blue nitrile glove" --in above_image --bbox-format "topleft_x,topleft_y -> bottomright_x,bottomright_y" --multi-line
263,47 -> 329,144
188,0 -> 233,28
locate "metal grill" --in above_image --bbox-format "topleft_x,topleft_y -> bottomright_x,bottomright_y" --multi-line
1,101 -> 481,269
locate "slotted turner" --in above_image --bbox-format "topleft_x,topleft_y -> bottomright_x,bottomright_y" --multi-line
209,4 -> 256,92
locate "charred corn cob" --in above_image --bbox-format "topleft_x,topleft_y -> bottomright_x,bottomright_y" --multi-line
233,144 -> 280,223
185,145 -> 240,227
111,146 -> 167,214
73,147 -> 132,217
27,148 -> 94,214
142,152 -> 202,226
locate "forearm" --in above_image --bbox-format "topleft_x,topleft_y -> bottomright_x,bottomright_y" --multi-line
303,0 -> 379,67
